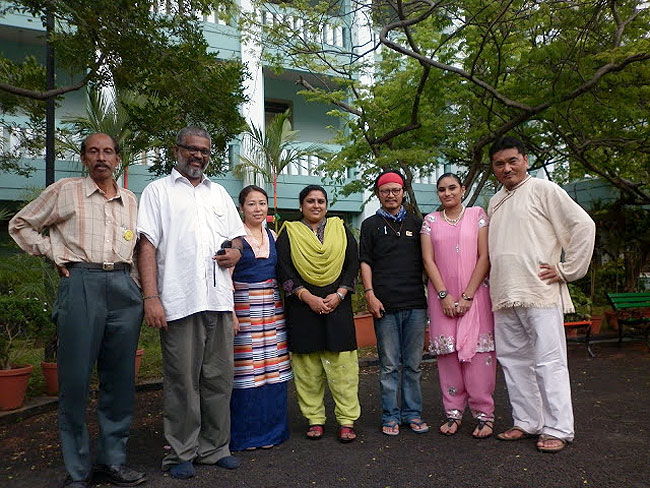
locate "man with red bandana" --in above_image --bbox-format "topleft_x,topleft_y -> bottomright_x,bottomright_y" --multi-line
359,170 -> 429,436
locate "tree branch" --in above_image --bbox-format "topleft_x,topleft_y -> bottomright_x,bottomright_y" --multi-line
0,76 -> 89,101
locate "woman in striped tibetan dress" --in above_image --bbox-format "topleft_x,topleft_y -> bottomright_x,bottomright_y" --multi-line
230,185 -> 292,451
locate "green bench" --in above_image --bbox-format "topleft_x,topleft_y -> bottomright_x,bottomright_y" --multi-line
606,292 -> 650,349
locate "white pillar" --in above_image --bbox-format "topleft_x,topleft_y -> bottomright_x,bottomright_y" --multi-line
239,0 -> 265,188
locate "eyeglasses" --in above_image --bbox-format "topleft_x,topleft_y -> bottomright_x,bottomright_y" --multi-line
177,143 -> 210,157
378,188 -> 404,197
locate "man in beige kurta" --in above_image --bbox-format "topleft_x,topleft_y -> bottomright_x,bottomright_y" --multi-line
487,136 -> 595,453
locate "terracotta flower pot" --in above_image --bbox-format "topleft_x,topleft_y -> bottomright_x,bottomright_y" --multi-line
604,310 -> 618,331
590,315 -> 603,335
0,364 -> 34,411
354,313 -> 376,348
423,325 -> 431,352
134,348 -> 145,378
41,361 -> 59,396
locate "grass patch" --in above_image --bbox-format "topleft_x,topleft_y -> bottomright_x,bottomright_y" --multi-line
137,325 -> 163,381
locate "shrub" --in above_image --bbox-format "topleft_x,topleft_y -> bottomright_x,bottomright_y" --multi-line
0,296 -> 53,369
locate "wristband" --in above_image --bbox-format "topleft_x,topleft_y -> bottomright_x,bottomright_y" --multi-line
461,293 -> 473,301
296,289 -> 307,301
364,288 -> 374,293
336,291 -> 345,302
143,295 -> 160,300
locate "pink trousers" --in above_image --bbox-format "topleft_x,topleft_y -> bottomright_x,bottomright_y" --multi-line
436,351 -> 496,420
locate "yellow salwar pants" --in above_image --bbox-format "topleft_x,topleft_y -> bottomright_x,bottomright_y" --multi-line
291,350 -> 361,426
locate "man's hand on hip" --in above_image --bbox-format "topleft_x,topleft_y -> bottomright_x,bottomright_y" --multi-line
538,263 -> 563,284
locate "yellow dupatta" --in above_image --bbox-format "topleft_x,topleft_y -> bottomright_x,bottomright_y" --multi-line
279,217 -> 346,287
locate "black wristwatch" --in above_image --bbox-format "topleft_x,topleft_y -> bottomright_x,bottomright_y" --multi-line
438,290 -> 448,299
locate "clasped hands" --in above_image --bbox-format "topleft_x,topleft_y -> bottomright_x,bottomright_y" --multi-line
305,292 -> 342,315
442,295 -> 471,317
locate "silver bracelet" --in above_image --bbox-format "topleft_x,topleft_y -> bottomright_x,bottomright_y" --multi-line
335,291 -> 345,302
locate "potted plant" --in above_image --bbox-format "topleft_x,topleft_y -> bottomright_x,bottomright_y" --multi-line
0,296 -> 52,410
351,281 -> 376,348
38,262 -> 60,395
0,252 -> 60,397
564,284 -> 592,338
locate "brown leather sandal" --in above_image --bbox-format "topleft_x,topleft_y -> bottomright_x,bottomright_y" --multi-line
537,434 -> 567,453
496,426 -> 535,441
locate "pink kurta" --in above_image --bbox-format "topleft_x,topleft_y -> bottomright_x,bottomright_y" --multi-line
421,206 -> 494,360
422,206 -> 496,420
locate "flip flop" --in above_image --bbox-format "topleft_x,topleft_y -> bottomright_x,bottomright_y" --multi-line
537,434 -> 567,453
382,421 -> 400,436
407,418 -> 430,434
496,426 -> 536,441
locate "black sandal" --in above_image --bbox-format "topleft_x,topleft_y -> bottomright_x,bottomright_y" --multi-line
472,419 -> 494,439
439,418 -> 461,436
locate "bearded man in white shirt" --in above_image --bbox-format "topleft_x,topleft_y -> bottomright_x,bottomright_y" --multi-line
487,136 -> 595,453
137,126 -> 245,479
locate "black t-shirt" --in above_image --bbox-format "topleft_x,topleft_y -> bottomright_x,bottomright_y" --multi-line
359,213 -> 427,312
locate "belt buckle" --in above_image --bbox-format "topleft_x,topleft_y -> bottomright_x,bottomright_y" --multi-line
102,262 -> 115,271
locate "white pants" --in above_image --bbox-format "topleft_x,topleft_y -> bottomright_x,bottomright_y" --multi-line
494,306 -> 574,441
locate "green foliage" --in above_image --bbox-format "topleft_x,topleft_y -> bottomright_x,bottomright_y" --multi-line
1,0 -> 246,176
351,279 -> 368,315
0,252 -> 59,362
565,283 -> 592,323
235,109 -> 324,229
0,296 -> 53,369
590,200 -> 650,292
58,87 -> 147,178
249,0 -> 650,208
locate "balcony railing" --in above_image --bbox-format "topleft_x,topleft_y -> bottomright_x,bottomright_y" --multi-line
150,0 -> 229,26
258,9 -> 347,49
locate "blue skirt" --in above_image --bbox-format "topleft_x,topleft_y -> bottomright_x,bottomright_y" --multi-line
230,382 -> 290,451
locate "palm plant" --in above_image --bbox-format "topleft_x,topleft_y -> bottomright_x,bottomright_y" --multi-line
60,87 -> 145,182
235,109 -> 324,230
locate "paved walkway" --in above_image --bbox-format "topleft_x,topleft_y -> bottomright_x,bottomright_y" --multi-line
1,341 -> 649,488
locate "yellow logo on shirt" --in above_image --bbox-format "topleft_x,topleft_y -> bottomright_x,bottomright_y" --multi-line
124,230 -> 134,241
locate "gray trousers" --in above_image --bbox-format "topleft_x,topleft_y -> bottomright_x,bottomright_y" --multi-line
160,311 -> 234,469
56,267 -> 143,481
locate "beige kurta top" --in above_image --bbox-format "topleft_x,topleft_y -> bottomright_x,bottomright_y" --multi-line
487,176 -> 596,313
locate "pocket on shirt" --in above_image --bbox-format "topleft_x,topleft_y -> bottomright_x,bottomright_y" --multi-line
115,225 -> 137,262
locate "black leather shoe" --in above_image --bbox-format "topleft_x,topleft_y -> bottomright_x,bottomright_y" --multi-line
63,476 -> 89,487
94,465 -> 147,486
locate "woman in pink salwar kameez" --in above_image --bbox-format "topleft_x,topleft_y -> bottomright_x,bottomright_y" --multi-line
420,173 -> 496,439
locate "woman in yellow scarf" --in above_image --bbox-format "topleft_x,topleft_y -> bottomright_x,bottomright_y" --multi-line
276,185 -> 360,443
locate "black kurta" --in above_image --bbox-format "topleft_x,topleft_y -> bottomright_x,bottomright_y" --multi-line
276,220 -> 359,354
